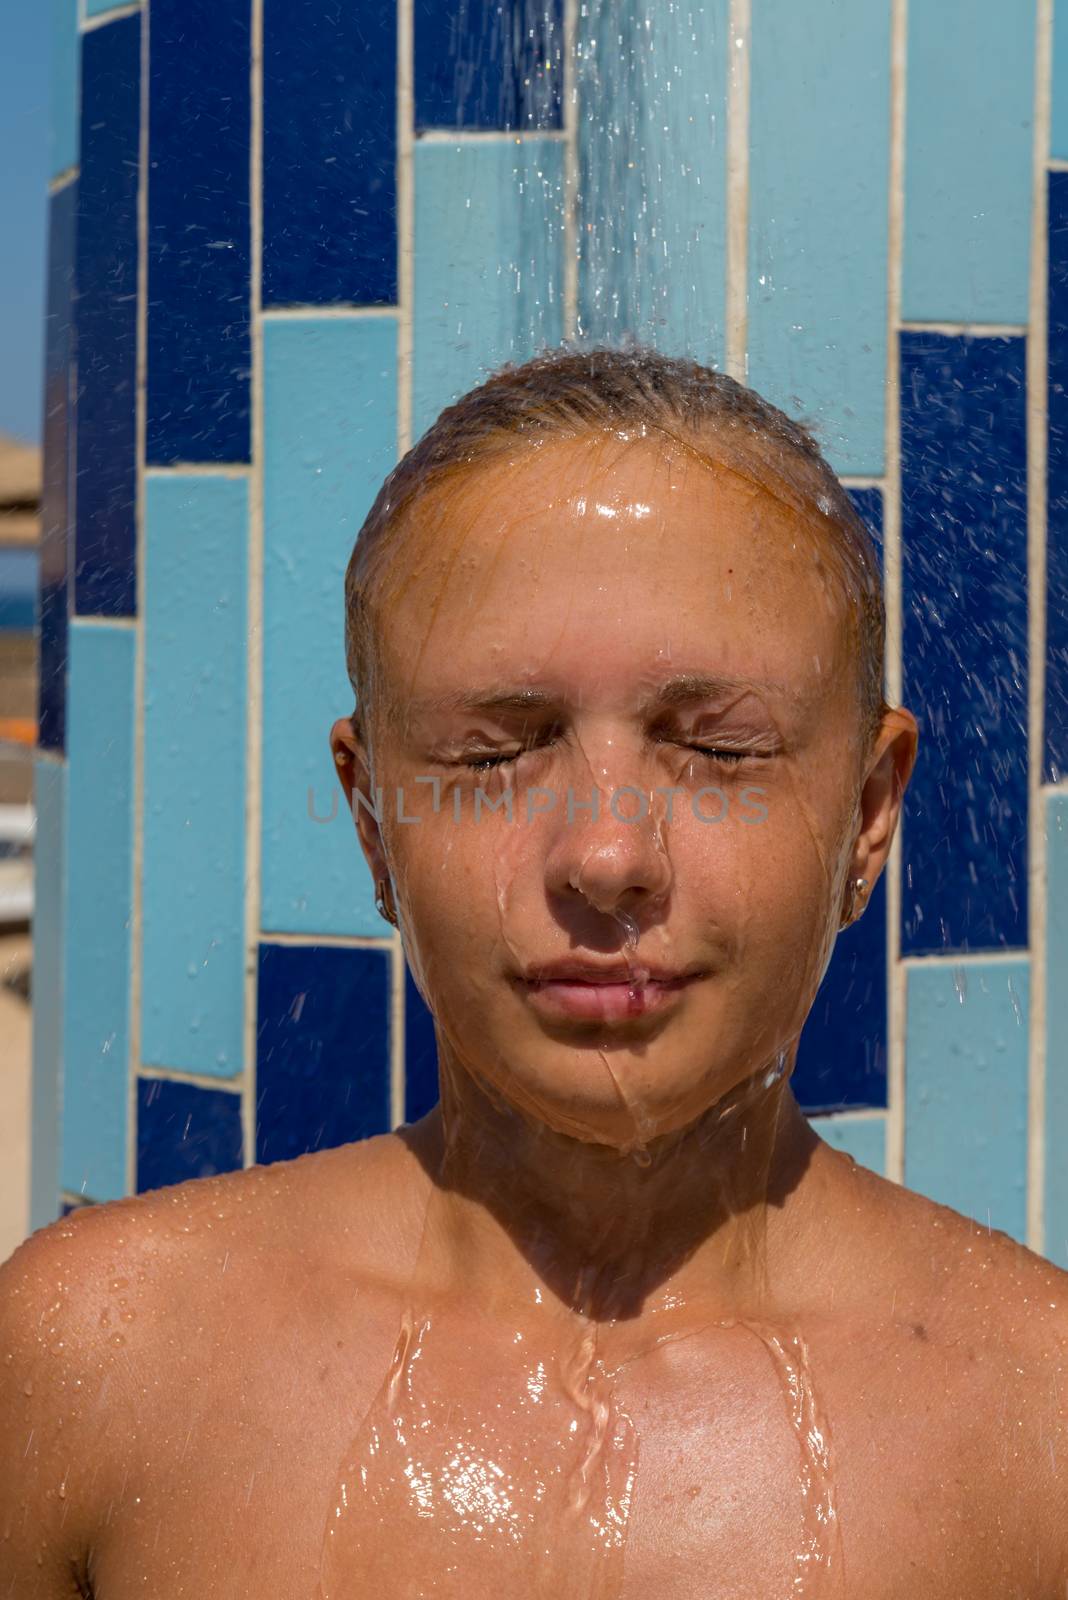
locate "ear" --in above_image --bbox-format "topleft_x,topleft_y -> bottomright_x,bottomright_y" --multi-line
846,706 -> 919,900
329,714 -> 390,885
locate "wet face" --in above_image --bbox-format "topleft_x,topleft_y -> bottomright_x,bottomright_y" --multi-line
334,432 -> 905,1152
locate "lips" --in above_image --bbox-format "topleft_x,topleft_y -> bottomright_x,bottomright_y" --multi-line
516,959 -> 704,1022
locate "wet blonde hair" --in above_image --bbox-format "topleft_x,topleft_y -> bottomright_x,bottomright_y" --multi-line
345,343 -> 887,742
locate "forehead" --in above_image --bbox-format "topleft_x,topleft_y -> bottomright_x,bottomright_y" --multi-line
375,433 -> 854,715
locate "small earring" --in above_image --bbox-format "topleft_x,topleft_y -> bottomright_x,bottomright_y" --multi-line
375,876 -> 397,927
842,875 -> 870,928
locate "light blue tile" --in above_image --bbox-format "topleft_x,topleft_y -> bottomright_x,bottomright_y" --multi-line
905,959 -> 1030,1242
747,0 -> 889,477
30,759 -> 66,1229
51,0 -> 78,178
62,623 -> 135,1202
809,1112 -> 886,1176
85,0 -> 139,14
261,316 -> 398,937
412,139 -> 564,438
903,2 -> 1035,323
574,0 -> 729,368
1056,2 -> 1068,160
1046,793 -> 1068,1268
142,476 -> 247,1074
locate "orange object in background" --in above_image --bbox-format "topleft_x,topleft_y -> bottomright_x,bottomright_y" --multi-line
0,718 -> 35,748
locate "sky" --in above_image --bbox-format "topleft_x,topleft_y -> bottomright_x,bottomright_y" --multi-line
0,8 -> 51,445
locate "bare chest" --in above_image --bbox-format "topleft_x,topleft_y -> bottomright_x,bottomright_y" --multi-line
87,1306 -> 1045,1600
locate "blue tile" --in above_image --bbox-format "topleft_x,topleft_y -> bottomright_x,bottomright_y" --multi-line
1047,172 -> 1068,783
142,476 -> 247,1076
261,316 -> 397,936
747,0 -> 890,476
415,0 -> 562,131
256,943 -> 392,1163
74,13 -> 140,617
794,872 -> 887,1112
136,1077 -> 244,1193
847,486 -> 884,566
262,0 -> 396,306
900,333 -> 1029,955
30,760 -> 66,1232
413,139 -> 564,437
905,959 -> 1030,1242
575,0 -> 727,366
0,551 -> 39,631
62,623 -> 136,1202
39,180 -> 77,751
1046,793 -> 1068,1269
903,1 -> 1034,323
146,0 -> 251,464
1055,1 -> 1068,161
808,1112 -> 886,1176
50,0 -> 78,179
404,960 -> 439,1124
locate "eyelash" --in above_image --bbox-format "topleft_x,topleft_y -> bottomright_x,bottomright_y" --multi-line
458,743 -> 752,773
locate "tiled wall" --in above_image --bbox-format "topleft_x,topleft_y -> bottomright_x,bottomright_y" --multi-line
31,0 -> 1068,1267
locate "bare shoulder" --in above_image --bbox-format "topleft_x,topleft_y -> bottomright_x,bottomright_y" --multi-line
815,1148 -> 1068,1575
0,1133 -> 422,1596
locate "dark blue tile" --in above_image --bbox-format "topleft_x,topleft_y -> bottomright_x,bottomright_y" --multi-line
146,0 -> 251,464
137,1076 -> 244,1193
262,2 -> 396,306
38,180 -> 77,749
1047,171 -> 1068,783
794,873 -> 887,1112
74,15 -> 140,617
256,943 -> 391,1163
847,486 -> 884,568
404,959 -> 439,1124
900,332 -> 1029,955
414,0 -> 563,132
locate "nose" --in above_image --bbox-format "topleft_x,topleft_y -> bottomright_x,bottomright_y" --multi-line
543,782 -> 673,925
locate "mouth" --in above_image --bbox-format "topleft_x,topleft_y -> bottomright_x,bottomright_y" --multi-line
515,962 -> 705,1023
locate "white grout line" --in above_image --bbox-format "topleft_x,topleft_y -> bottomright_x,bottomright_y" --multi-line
144,463 -> 252,478
397,0 -> 415,455
48,167 -> 79,197
415,127 -> 568,143
1027,0 -> 1054,1259
242,0 -> 265,1171
81,2 -> 141,34
810,1107 -> 887,1123
899,319 -> 1028,337
261,931 -> 398,953
68,613 -> 137,627
724,0 -> 751,382
902,949 -> 1032,968
261,305 -> 400,322
1041,779 -> 1068,793
138,1065 -> 244,1095
388,0 -> 415,1126
125,0 -> 150,1198
884,0 -> 908,1190
1050,159 -> 1068,172
562,0 -> 579,342
839,475 -> 888,491
32,747 -> 66,768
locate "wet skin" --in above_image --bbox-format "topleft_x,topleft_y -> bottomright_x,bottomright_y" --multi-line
3,432 -> 1067,1597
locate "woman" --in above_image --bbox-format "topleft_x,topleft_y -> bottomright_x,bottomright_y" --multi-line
3,347 -> 1066,1598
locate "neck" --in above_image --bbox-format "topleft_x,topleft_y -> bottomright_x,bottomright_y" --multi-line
401,1046 -> 823,1326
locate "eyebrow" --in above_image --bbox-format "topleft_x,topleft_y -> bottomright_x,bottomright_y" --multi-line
413,673 -> 789,717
